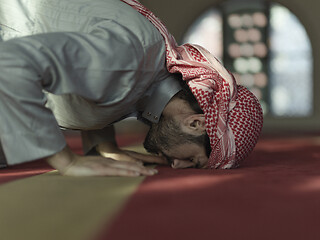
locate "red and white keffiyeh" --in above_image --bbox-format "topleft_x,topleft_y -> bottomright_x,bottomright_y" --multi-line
121,0 -> 263,169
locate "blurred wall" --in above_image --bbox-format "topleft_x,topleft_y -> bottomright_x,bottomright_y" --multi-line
140,0 -> 320,133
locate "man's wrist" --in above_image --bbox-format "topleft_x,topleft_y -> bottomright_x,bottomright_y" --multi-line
46,145 -> 74,173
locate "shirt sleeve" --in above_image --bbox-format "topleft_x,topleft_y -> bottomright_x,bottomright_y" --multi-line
0,23 -> 146,165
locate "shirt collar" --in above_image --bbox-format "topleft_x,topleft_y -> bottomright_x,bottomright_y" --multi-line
142,74 -> 182,123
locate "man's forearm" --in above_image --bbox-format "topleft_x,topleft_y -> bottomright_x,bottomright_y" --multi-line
96,141 -> 119,157
81,126 -> 117,155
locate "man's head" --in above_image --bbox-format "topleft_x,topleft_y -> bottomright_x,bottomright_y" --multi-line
144,83 -> 211,168
143,81 -> 263,169
118,1 -> 263,169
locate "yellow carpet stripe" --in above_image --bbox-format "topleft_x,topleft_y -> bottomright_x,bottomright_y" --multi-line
0,170 -> 145,240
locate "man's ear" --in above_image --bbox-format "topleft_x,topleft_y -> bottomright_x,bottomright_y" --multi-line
180,114 -> 206,136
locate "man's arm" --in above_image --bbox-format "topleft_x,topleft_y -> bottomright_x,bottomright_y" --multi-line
82,126 -> 168,165
81,126 -> 117,156
0,30 -> 159,176
46,145 -> 158,177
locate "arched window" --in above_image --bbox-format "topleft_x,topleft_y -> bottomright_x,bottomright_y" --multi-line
183,9 -> 223,61
182,2 -> 313,118
269,4 -> 313,117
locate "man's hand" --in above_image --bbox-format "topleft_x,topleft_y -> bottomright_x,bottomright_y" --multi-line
46,145 -> 158,177
96,142 -> 168,165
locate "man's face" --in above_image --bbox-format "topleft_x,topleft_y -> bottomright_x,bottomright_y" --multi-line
143,116 -> 209,169
161,143 -> 209,169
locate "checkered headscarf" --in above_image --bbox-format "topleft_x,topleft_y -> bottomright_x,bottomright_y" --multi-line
121,0 -> 263,169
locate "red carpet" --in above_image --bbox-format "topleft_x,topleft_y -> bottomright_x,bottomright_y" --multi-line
99,136 -> 320,240
1,135 -> 320,240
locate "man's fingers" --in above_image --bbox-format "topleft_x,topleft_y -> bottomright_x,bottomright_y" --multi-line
62,156 -> 157,177
108,159 -> 158,175
125,150 -> 168,164
100,152 -> 140,163
92,165 -> 155,177
64,165 -> 154,177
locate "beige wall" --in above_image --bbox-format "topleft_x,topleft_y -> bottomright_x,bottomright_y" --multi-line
140,0 -> 320,133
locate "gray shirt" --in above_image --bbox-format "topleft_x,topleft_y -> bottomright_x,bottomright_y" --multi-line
0,0 -> 180,165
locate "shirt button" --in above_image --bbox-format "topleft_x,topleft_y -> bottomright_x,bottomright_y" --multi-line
154,116 -> 158,120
